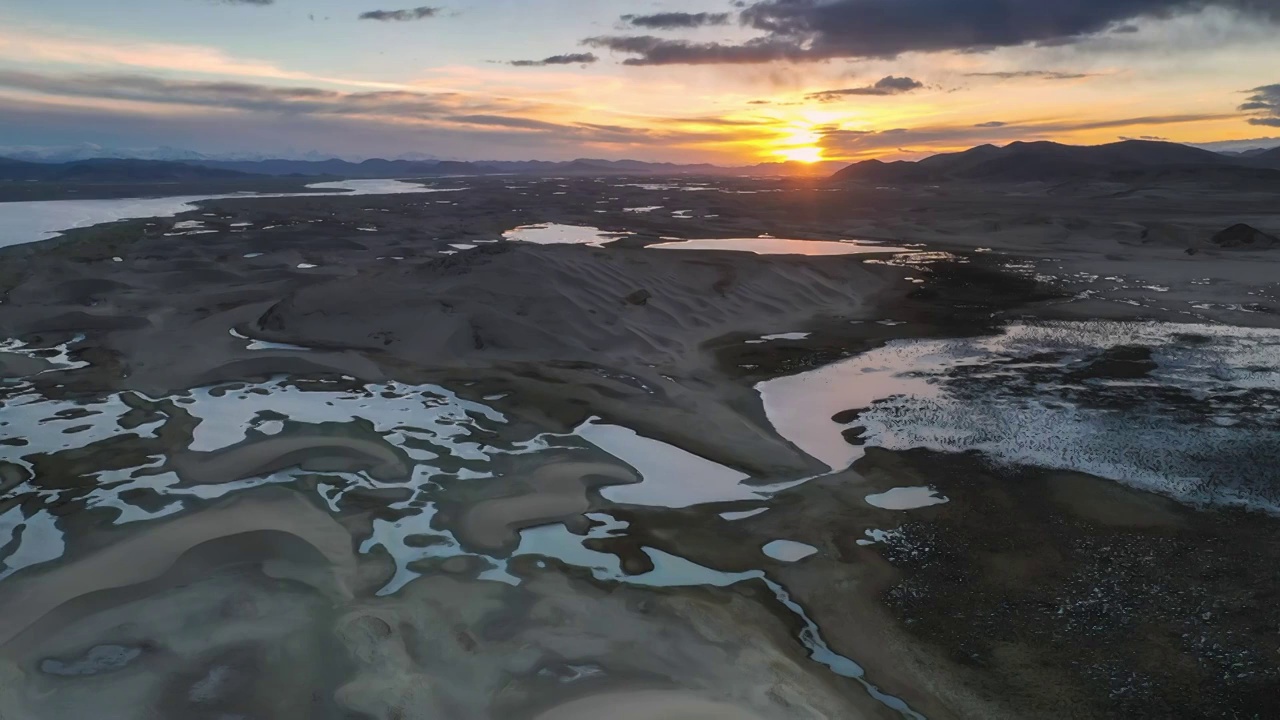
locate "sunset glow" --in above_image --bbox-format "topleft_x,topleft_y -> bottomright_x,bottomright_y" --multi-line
775,145 -> 825,164
2,3 -> 1279,718
1,2 -> 1278,163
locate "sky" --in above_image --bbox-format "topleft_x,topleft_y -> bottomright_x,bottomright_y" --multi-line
2,0 -> 1280,164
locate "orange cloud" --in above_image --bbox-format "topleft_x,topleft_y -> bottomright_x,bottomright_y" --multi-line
0,26 -> 402,90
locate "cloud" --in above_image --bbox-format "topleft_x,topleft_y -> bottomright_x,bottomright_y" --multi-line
1241,84 -> 1280,127
1048,114 -> 1235,132
620,12 -> 732,29
444,114 -> 570,131
584,35 -> 808,65
213,0 -> 273,4
507,53 -> 598,67
0,90 -> 780,164
588,0 -> 1280,65
0,69 -> 749,154
0,96 -> 632,162
0,70 -> 456,117
806,75 -> 923,101
671,115 -> 777,127
965,71 -> 1096,80
358,6 -> 440,22
973,121 -> 1006,128
0,26 -> 403,90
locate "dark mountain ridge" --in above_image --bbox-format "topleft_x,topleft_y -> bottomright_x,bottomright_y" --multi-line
1245,146 -> 1280,170
1,155 -> 836,182
0,158 -> 255,183
187,156 -> 819,178
9,141 -> 1272,185
831,140 -> 1280,183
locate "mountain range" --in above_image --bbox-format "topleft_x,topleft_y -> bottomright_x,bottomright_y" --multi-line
6,140 -> 1280,185
0,145 -> 391,164
0,154 -> 837,183
186,157 -> 836,178
831,140 -> 1280,183
0,157 -> 255,183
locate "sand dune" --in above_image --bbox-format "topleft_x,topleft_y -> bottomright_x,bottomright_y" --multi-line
533,691 -> 768,720
254,243 -> 892,369
457,460 -> 638,551
0,488 -> 356,649
172,432 -> 413,486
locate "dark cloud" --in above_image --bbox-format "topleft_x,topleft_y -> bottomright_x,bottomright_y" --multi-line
507,53 -> 598,67
584,35 -> 808,65
974,121 -> 1006,128
1241,84 -> 1280,127
0,96 -> 688,163
213,0 -> 273,5
445,114 -> 568,131
588,0 -> 1279,65
1042,114 -> 1236,133
620,12 -> 732,29
358,6 -> 440,21
806,75 -> 923,102
965,71 -> 1096,80
0,70 -> 457,117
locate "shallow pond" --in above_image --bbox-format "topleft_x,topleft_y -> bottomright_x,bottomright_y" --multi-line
757,320 -> 1280,511
501,223 -> 632,246
0,180 -> 464,248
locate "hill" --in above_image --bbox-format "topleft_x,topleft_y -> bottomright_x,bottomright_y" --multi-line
1209,223 -> 1280,249
830,140 -> 1258,183
1242,146 -> 1280,170
0,158 -> 256,183
188,156 -> 824,178
3,151 -> 842,182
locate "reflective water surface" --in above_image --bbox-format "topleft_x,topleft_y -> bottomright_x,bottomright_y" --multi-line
501,223 -> 632,246
648,237 -> 910,255
758,320 -> 1280,510
3,316 -> 1277,718
0,180 -> 463,248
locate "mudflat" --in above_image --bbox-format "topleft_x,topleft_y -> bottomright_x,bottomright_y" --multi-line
1,175 -> 1278,719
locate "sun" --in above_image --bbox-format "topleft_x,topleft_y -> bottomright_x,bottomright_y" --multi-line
775,145 -> 825,163
770,123 -> 825,163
